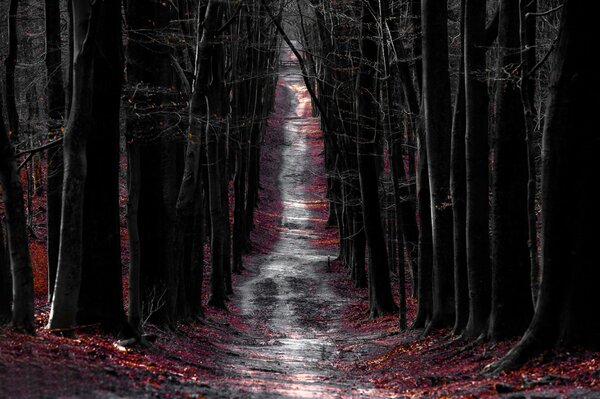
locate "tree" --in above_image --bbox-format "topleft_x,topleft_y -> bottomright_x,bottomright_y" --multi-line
49,0 -> 128,332
0,81 -> 35,333
421,0 -> 455,331
44,0 -> 66,300
463,0 -> 490,339
125,0 -> 185,327
192,0 -> 229,309
491,0 -> 600,370
356,0 -> 397,317
450,0 -> 468,335
488,0 -> 533,341
0,223 -> 10,322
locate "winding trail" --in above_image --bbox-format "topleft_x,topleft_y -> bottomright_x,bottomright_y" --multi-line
206,45 -> 393,398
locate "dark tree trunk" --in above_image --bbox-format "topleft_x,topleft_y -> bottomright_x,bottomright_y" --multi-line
76,0 -> 128,331
356,0 -> 396,318
126,0 -> 183,326
463,0 -> 491,339
450,0 -> 468,335
50,0 -> 128,333
48,0 -> 96,330
421,0 -> 455,331
519,0 -> 539,307
488,0 -> 533,341
386,16 -> 420,298
194,0 -> 229,309
492,0 -> 600,370
127,142 -> 142,331
0,222 -> 10,322
413,124 -> 433,329
0,93 -> 35,333
44,0 -> 66,301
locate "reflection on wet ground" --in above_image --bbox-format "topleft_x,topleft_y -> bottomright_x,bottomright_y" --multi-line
205,44 -> 393,399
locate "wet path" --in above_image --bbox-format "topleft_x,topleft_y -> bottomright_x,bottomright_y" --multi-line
211,45 -> 392,398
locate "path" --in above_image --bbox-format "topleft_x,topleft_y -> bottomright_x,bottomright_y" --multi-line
204,44 -> 393,398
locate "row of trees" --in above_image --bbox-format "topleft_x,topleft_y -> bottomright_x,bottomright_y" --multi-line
1,0 -> 597,372
0,0 -> 281,337
294,0 -> 598,369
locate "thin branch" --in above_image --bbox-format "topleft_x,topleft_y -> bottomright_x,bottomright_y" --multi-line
15,138 -> 63,157
217,1 -> 242,34
523,36 -> 558,80
18,153 -> 34,171
170,55 -> 192,97
526,4 -> 563,18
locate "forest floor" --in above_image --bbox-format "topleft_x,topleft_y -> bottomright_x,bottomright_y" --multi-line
1,46 -> 600,398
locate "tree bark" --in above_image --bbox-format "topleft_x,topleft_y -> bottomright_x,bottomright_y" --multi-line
413,123 -> 433,329
0,91 -> 35,333
356,0 -> 396,317
421,0 -> 455,331
463,0 -> 491,339
488,0 -> 533,341
491,0 -> 600,370
44,0 -> 66,301
48,0 -> 96,330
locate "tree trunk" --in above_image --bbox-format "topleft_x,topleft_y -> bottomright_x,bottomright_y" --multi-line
413,123 -> 433,329
463,0 -> 491,339
47,0 -> 96,330
44,0 -> 66,301
127,140 -> 142,330
491,0 -> 600,370
0,222 -> 11,322
49,0 -> 128,334
488,0 -> 533,341
450,62 -> 468,335
519,0 -> 539,307
356,0 -> 396,318
421,0 -> 455,331
125,0 -> 183,326
77,0 -> 128,331
0,92 -> 35,333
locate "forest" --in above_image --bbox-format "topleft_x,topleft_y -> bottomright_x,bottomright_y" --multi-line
0,0 -> 598,397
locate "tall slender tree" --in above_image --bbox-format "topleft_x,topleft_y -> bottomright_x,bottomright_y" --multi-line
45,0 -> 66,300
463,0 -> 490,339
421,0 -> 455,331
488,0 -> 533,341
0,74 -> 35,333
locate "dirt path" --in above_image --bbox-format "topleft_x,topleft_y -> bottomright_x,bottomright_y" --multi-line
195,45 -> 394,398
